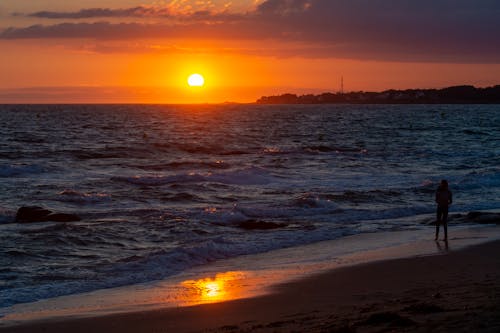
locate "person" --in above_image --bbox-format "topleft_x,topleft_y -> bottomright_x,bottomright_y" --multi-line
435,179 -> 452,241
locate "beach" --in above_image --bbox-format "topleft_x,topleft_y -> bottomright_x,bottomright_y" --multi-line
2,231 -> 500,333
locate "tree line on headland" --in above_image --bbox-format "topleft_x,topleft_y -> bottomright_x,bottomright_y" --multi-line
256,85 -> 500,104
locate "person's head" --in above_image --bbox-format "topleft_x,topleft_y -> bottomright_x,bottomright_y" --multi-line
440,179 -> 448,188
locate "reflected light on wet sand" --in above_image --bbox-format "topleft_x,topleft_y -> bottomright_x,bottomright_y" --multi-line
180,271 -> 248,304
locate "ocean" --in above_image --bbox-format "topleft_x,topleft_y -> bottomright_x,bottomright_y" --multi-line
1,104 -> 499,309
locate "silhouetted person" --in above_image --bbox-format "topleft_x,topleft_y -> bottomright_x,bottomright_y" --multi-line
435,179 -> 452,241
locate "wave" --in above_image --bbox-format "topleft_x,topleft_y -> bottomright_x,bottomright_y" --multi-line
71,146 -> 152,160
0,164 -> 45,177
161,192 -> 203,202
303,145 -> 367,154
326,189 -> 403,203
198,206 -> 251,225
0,202 -> 490,309
113,166 -> 276,186
174,143 -> 249,156
0,207 -> 16,224
0,237 -> 255,308
0,224 -> 349,308
262,145 -> 367,155
135,160 -> 231,171
455,169 -> 500,190
55,189 -> 111,204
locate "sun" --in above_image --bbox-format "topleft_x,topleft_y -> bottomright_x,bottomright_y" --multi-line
187,73 -> 205,87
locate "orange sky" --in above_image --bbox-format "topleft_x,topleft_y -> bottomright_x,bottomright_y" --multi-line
1,0 -> 499,103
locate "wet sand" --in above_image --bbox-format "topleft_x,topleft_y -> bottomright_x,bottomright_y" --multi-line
2,238 -> 499,333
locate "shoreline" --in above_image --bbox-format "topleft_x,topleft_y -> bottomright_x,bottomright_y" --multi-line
1,224 -> 500,332
2,238 -> 499,332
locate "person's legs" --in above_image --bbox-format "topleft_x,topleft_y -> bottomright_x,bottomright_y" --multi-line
435,207 -> 443,240
442,207 -> 449,240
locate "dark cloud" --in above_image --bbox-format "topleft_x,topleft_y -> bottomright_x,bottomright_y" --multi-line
20,5 -> 242,21
0,21 -> 249,40
2,0 -> 499,63
253,0 -> 500,62
256,0 -> 312,15
26,7 -> 169,19
1,22 -> 157,39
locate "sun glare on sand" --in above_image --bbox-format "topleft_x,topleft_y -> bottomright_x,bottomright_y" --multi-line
180,272 -> 247,304
187,73 -> 205,87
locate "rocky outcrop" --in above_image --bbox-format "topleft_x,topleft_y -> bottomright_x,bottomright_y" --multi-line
237,220 -> 287,230
465,212 -> 500,224
15,206 -> 81,223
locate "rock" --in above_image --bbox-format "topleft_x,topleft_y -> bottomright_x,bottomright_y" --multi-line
237,220 -> 287,230
15,206 -> 52,222
15,206 -> 80,223
467,211 -> 482,219
466,211 -> 500,224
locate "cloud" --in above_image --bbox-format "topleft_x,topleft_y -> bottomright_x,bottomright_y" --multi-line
16,5 -> 244,25
19,3 -> 238,20
256,0 -> 312,15
26,7 -> 171,19
0,21 -> 250,40
2,0 -> 500,63
1,22 -> 157,39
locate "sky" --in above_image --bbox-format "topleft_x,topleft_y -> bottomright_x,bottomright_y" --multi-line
0,0 -> 499,103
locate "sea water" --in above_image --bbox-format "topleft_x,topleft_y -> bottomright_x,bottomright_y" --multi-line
0,104 -> 499,308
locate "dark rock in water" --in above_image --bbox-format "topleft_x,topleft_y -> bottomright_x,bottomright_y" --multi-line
466,211 -> 500,224
467,211 -> 482,219
15,206 -> 52,222
238,220 -> 287,230
15,206 -> 80,223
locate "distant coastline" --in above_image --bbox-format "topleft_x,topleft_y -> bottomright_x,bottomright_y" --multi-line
256,85 -> 500,104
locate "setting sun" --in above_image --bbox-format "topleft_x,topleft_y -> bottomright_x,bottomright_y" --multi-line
187,73 -> 205,87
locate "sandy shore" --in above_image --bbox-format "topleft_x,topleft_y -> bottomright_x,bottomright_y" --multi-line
2,238 -> 500,333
